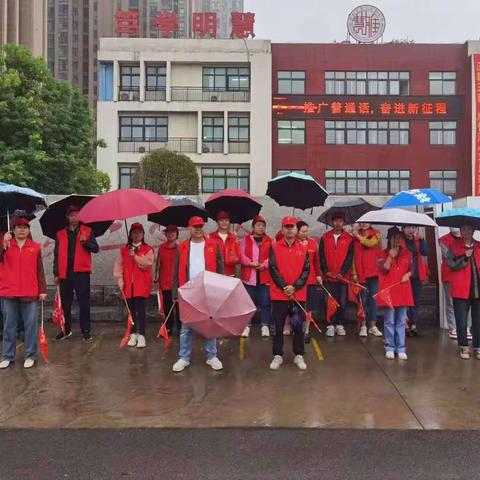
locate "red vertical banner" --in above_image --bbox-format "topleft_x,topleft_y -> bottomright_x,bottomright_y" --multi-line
473,54 -> 480,195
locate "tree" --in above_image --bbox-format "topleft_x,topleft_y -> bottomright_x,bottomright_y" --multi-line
0,44 -> 110,194
132,148 -> 199,195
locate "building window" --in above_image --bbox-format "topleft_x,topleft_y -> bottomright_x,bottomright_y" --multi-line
202,116 -> 224,142
146,65 -> 166,90
119,116 -> 168,141
120,65 -> 140,91
429,171 -> 457,195
325,72 -> 410,96
429,72 -> 456,95
228,115 -> 250,142
325,121 -> 409,145
325,170 -> 410,195
277,169 -> 306,176
118,164 -> 138,189
203,67 -> 250,91
277,71 -> 305,94
201,167 -> 250,193
277,120 -> 305,144
429,121 -> 456,145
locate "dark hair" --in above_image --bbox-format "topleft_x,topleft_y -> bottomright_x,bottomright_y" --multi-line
297,221 -> 309,231
387,227 -> 404,249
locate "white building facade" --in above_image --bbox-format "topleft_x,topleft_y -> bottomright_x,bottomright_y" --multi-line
96,37 -> 272,196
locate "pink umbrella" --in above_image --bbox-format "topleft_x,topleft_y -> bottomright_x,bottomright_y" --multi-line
178,271 -> 256,339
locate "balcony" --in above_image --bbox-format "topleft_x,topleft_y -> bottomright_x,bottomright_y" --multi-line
171,87 -> 250,102
228,142 -> 250,154
118,137 -> 197,154
118,89 -> 140,101
144,88 -> 166,101
201,142 -> 224,154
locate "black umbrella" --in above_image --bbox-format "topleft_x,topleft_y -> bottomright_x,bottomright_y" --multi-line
205,189 -> 262,224
40,194 -> 113,239
436,208 -> 480,230
148,197 -> 209,227
266,172 -> 328,210
318,198 -> 380,226
0,182 -> 46,225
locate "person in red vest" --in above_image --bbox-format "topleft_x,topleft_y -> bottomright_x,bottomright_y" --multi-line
377,227 -> 413,360
240,215 -> 272,338
53,205 -> 99,342
297,221 -> 322,342
155,224 -> 180,335
402,225 -> 429,337
209,211 -> 241,277
269,216 -> 310,371
446,223 -> 480,360
319,212 -> 354,337
0,218 -> 47,370
172,216 -> 224,373
114,223 -> 154,348
352,222 -> 383,338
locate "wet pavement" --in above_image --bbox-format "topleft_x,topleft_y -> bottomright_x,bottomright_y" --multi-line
0,325 -> 479,430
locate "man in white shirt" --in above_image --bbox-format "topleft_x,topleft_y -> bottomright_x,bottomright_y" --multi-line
172,216 -> 224,372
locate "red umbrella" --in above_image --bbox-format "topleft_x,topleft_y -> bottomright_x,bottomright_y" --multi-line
178,271 -> 256,339
205,189 -> 262,224
77,189 -> 170,225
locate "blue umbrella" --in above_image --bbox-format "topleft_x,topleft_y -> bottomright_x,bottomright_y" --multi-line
383,188 -> 451,208
437,208 -> 480,230
0,182 -> 47,227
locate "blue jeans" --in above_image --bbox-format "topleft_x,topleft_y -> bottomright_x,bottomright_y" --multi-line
179,324 -> 217,362
2,298 -> 38,361
383,307 -> 407,354
360,276 -> 379,325
245,284 -> 271,327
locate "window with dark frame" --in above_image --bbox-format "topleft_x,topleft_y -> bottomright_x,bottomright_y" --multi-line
429,121 -> 457,145
325,170 -> 410,195
146,65 -> 166,90
202,67 -> 250,92
202,116 -> 224,142
429,171 -> 457,195
277,71 -> 306,94
119,116 -> 168,141
120,65 -> 140,91
277,169 -> 307,176
429,72 -> 456,95
228,115 -> 250,142
325,71 -> 410,96
277,120 -> 305,144
118,164 -> 138,189
201,167 -> 250,193
325,121 -> 409,145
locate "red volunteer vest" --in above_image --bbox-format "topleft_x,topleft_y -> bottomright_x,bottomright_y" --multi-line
0,238 -> 41,298
321,230 -> 353,280
120,243 -> 153,299
210,231 -> 240,277
241,234 -> 272,285
158,242 -> 178,291
303,237 -> 321,286
449,239 -> 480,300
439,233 -> 456,283
353,228 -> 382,283
56,225 -> 93,279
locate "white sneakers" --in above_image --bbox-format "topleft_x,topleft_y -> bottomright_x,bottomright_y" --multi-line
0,359 -> 11,369
368,326 -> 383,337
385,351 -> 408,360
172,358 -> 191,372
283,327 -> 291,336
293,355 -> 307,370
127,333 -> 138,347
241,326 -> 250,338
270,355 -> 283,370
326,325 -> 335,337
23,358 -> 35,369
359,326 -> 368,337
460,347 -> 471,360
136,335 -> 146,348
206,357 -> 223,371
398,352 -> 408,360
261,326 -> 270,338
335,325 -> 346,336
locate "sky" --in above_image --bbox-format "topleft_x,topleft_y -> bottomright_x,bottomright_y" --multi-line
244,0 -> 480,44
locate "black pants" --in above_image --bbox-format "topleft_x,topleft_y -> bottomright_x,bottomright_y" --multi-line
60,272 -> 91,334
127,297 -> 146,336
272,301 -> 305,356
324,281 -> 347,326
453,298 -> 480,349
162,290 -> 181,333
407,278 -> 422,327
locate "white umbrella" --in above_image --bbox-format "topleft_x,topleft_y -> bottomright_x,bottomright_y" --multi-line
357,208 -> 438,227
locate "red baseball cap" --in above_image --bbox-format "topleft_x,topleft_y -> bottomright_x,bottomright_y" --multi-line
332,211 -> 345,221
13,217 -> 30,228
163,224 -> 179,233
252,215 -> 266,226
129,222 -> 144,233
216,211 -> 230,221
188,216 -> 205,227
282,216 -> 297,227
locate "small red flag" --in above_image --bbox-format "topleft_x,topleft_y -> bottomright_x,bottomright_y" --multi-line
120,312 -> 134,348
326,296 -> 339,324
156,321 -> 170,348
306,311 -> 322,334
52,287 -> 66,335
38,325 -> 48,362
374,287 -> 394,309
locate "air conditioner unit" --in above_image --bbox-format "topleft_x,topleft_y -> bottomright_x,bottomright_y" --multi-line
138,146 -> 146,153
130,91 -> 140,101
202,144 -> 210,153
119,92 -> 130,101
210,95 -> 218,102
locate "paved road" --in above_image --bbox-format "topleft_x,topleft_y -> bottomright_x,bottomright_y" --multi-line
0,428 -> 476,480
